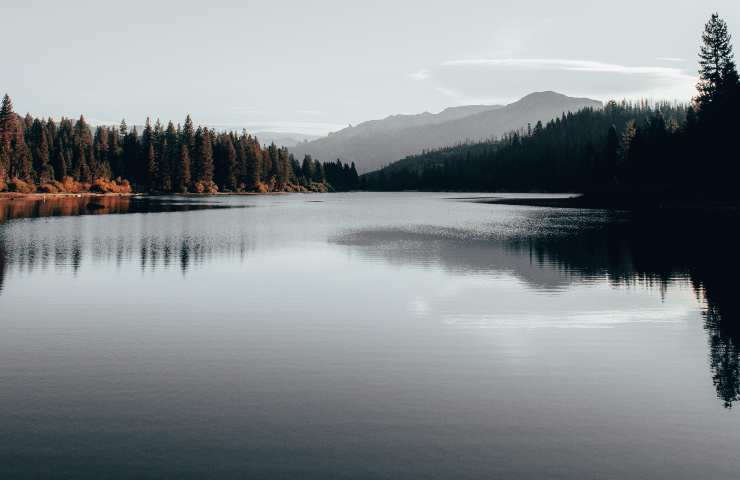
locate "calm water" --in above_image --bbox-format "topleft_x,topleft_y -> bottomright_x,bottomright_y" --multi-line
1,192 -> 738,479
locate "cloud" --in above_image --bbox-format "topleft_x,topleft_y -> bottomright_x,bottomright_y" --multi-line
409,69 -> 431,80
238,120 -> 346,135
656,57 -> 686,62
440,58 -> 693,81
434,86 -> 464,99
296,109 -> 324,116
414,57 -> 697,104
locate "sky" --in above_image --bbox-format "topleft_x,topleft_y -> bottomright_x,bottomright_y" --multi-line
4,0 -> 739,135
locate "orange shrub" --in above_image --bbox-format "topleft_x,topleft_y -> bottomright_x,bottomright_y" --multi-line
61,176 -> 84,193
193,180 -> 219,194
90,178 -> 133,193
39,182 -> 63,193
7,178 -> 36,193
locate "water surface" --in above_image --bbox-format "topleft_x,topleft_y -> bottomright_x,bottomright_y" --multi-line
1,193 -> 738,479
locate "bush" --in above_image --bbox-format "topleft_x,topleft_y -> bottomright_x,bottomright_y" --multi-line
7,178 -> 36,193
193,180 -> 219,194
61,176 -> 84,193
39,182 -> 62,193
0,177 -> 6,192
90,178 -> 133,193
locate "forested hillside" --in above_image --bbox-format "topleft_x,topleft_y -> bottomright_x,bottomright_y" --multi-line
0,105 -> 359,194
363,14 -> 740,202
293,92 -> 601,174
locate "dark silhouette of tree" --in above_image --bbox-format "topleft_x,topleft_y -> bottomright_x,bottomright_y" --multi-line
215,133 -> 238,191
192,127 -> 215,192
697,13 -> 738,109
0,94 -> 16,182
173,144 -> 191,193
145,144 -> 158,191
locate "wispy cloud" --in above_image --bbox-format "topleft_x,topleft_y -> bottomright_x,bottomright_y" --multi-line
434,86 -> 464,99
656,57 -> 686,62
295,109 -> 324,116
411,57 -> 697,105
239,120 -> 346,135
232,106 -> 266,114
409,69 -> 431,81
440,58 -> 693,80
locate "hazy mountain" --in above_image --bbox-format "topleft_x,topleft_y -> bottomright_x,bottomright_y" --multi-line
89,124 -> 320,149
293,92 -> 602,173
252,131 -> 322,148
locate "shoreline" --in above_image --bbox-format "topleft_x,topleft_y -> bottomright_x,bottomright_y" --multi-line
0,191 -> 313,202
0,192 -> 138,201
467,193 -> 740,213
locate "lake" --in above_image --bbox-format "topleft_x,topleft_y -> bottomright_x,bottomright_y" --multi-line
1,192 -> 738,479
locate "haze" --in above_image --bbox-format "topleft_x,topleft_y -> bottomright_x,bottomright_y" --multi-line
6,0 -> 738,134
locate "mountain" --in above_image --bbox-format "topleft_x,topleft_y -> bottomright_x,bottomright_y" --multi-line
292,92 -> 602,173
252,131 -> 322,148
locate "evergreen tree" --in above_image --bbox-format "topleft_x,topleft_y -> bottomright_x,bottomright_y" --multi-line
52,140 -> 67,180
34,127 -> 54,183
604,125 -> 619,182
244,137 -> 261,190
301,154 -> 315,182
173,143 -> 191,193
145,143 -> 158,191
215,134 -> 238,191
182,114 -> 195,156
697,13 -> 739,108
159,122 -> 177,192
193,127 -> 214,189
0,94 -> 17,180
277,147 -> 290,187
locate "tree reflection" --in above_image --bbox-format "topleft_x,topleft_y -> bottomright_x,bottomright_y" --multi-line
0,200 -> 738,407
334,210 -> 740,408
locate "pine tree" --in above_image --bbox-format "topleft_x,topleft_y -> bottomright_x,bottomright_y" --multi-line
277,147 -> 290,187
222,137 -> 238,191
697,13 -> 739,108
312,159 -> 324,183
145,143 -> 158,191
289,154 -> 301,184
301,154 -> 315,182
244,138 -> 261,190
0,94 -> 17,181
35,128 -> 54,183
182,114 -> 195,155
193,127 -> 214,189
52,140 -> 67,180
173,143 -> 191,193
265,142 -> 278,182
604,125 -> 619,182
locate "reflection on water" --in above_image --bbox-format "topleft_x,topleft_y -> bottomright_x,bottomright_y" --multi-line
0,193 -> 739,478
0,195 -> 241,223
333,213 -> 740,408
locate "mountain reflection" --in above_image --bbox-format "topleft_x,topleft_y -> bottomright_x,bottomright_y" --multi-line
0,198 -> 738,407
333,212 -> 740,408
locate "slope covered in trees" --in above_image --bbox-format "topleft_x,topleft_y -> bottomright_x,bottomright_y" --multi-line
362,13 -> 740,203
293,92 -> 601,174
0,104 -> 359,194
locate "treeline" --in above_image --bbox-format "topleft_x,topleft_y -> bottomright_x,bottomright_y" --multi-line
363,14 -> 740,201
0,102 -> 359,194
363,101 -> 688,192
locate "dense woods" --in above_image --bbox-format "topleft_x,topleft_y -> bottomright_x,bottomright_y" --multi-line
363,14 -> 740,202
0,103 -> 359,194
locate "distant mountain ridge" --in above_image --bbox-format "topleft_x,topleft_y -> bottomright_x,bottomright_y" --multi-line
293,92 -> 602,173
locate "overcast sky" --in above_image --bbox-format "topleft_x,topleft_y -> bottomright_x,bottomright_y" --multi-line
4,1 -> 739,134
